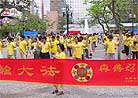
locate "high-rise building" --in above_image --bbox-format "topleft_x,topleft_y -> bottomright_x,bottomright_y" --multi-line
43,0 -> 50,16
66,0 -> 91,23
33,0 -> 43,19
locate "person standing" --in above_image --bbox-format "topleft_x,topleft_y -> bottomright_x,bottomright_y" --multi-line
19,36 -> 28,59
52,44 -> 66,95
0,39 -> 3,58
31,38 -> 39,59
39,37 -> 51,59
13,38 -> 17,59
68,37 -> 85,60
7,38 -> 15,59
26,36 -> 32,57
123,33 -> 131,59
50,36 -> 59,58
105,35 -> 118,60
130,41 -> 138,59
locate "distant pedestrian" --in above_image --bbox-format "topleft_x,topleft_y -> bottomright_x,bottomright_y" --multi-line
130,41 -> 138,59
19,36 -> 28,59
39,37 -> 50,59
7,38 -> 15,59
0,39 -> 3,58
105,35 -> 118,60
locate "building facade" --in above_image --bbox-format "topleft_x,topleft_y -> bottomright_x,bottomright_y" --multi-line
66,0 -> 91,23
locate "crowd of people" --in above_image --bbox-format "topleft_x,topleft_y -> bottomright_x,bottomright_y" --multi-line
0,32 -> 138,95
0,32 -> 138,60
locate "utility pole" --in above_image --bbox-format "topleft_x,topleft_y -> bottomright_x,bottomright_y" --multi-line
66,4 -> 69,35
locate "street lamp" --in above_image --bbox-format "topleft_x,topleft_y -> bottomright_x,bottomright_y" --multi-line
129,14 -> 136,35
62,4 -> 70,35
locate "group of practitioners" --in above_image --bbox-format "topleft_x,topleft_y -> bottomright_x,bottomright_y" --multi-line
0,32 -> 138,95
103,32 -> 138,59
0,32 -> 138,60
0,33 -> 99,60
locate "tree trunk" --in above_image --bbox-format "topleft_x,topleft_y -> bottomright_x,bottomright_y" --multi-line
109,0 -> 123,60
97,16 -> 105,33
102,7 -> 110,33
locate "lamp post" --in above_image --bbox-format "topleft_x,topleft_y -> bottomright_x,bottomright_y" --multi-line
62,1 -> 71,35
129,14 -> 136,35
66,5 -> 69,35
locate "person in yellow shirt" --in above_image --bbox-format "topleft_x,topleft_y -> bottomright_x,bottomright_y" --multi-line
50,36 -> 59,58
7,38 -> 15,59
26,36 -> 32,56
0,39 -> 3,54
66,36 -> 73,57
82,36 -> 89,59
0,39 -> 3,58
52,44 -> 66,95
130,41 -> 138,59
92,34 -> 97,52
68,37 -> 85,59
39,37 -> 50,59
125,34 -> 131,58
19,36 -> 28,59
105,35 -> 117,60
31,38 -> 39,59
55,44 -> 66,59
13,38 -> 17,59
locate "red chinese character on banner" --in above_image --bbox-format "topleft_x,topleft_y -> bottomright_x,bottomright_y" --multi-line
18,65 -> 34,76
0,65 -> 12,75
99,64 -> 110,72
113,64 -> 123,72
40,65 -> 60,77
125,64 -> 136,73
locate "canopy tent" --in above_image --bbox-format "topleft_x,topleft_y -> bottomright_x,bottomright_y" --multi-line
128,28 -> 138,34
23,31 -> 38,37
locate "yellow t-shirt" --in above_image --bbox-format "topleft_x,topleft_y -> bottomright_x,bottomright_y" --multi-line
71,42 -> 85,59
0,41 -> 2,53
19,40 -> 28,54
89,36 -> 93,44
40,42 -> 50,53
46,37 -> 51,42
28,39 -> 32,47
94,35 -> 98,42
105,40 -> 116,54
82,39 -> 88,49
55,52 -> 66,59
7,42 -> 15,56
60,39 -> 67,49
51,40 -> 59,53
125,37 -> 131,46
130,43 -> 138,52
130,37 -> 136,45
32,42 -> 37,49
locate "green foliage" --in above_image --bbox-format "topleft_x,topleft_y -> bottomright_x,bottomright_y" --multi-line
57,16 -> 66,31
87,0 -> 134,31
0,14 -> 48,33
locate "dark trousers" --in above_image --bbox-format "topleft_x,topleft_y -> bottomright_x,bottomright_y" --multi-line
132,51 -> 138,59
67,47 -> 72,57
124,45 -> 129,56
84,49 -> 89,59
34,53 -> 40,59
40,52 -> 50,59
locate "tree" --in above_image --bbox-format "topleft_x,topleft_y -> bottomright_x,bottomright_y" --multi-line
87,0 -> 133,59
87,0 -> 112,32
0,14 -> 48,34
57,16 -> 66,31
87,0 -> 133,32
